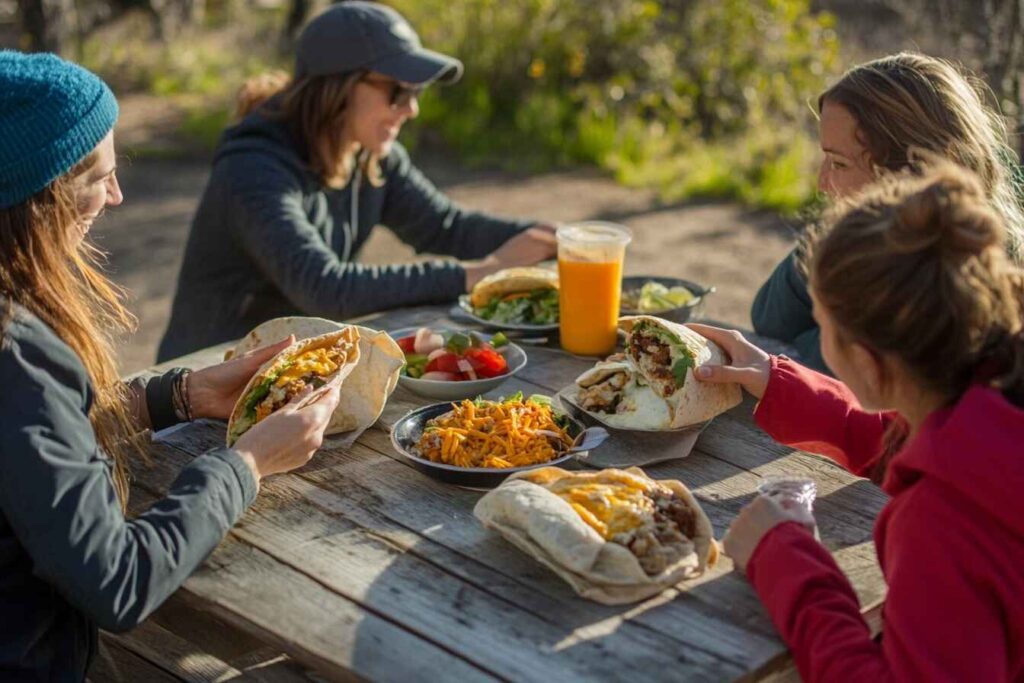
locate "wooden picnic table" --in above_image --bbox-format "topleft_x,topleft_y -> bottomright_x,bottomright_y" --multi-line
127,304 -> 887,682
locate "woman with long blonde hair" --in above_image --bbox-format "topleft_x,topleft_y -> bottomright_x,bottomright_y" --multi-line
0,52 -> 340,680
752,52 -> 1024,372
698,163 -> 1024,680
158,1 -> 558,361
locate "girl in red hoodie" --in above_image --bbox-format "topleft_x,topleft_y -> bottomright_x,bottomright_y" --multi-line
694,164 -> 1024,681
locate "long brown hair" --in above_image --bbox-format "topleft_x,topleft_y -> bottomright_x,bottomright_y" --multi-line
811,163 -> 1024,407
819,52 -> 1024,262
0,156 -> 142,509
236,70 -> 383,188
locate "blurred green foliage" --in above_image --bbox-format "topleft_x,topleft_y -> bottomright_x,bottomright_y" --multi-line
390,0 -> 840,211
78,0 -> 839,212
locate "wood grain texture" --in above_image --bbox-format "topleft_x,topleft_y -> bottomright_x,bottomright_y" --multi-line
133,306 -> 888,681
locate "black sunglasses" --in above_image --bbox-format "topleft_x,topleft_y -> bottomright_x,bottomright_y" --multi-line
362,76 -> 424,109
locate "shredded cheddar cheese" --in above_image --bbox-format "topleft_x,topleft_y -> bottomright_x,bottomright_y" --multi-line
549,476 -> 655,539
416,398 -> 573,469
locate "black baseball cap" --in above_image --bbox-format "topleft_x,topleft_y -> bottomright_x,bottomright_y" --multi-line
296,2 -> 464,85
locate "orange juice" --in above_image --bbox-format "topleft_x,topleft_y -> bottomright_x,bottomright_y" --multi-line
556,222 -> 632,356
558,258 -> 623,355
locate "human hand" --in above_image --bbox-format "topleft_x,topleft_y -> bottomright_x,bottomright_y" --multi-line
232,383 -> 341,485
463,226 -> 558,290
187,336 -> 295,420
687,324 -> 772,399
723,494 -> 817,573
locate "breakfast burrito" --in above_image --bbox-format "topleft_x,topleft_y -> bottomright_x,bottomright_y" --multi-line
226,327 -> 360,446
571,316 -> 741,430
469,267 -> 559,325
474,466 -> 718,604
225,316 -> 404,436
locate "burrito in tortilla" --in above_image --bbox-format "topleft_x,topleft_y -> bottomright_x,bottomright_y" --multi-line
569,316 -> 742,430
474,466 -> 718,604
226,327 -> 360,446
225,317 -> 404,437
469,267 -> 559,325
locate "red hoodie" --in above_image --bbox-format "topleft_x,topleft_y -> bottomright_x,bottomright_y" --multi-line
748,356 -> 1024,682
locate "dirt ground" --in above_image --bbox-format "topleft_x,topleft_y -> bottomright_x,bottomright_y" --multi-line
97,101 -> 799,374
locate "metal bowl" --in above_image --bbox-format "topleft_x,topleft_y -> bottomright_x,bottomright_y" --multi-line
619,276 -> 713,325
390,400 -> 587,488
390,327 -> 527,401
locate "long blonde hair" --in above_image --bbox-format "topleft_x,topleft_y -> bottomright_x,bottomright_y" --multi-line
819,52 -> 1024,262
0,156 -> 142,509
236,70 -> 383,188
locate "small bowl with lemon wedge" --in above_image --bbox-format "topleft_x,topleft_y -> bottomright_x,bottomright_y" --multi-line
619,276 -> 712,324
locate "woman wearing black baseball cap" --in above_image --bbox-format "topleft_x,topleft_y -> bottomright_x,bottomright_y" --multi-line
158,1 -> 557,360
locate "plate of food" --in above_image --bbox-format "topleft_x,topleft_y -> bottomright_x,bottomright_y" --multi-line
474,466 -> 719,604
619,276 -> 712,324
390,326 -> 527,400
559,315 -> 742,431
456,266 -> 560,332
390,393 -> 607,488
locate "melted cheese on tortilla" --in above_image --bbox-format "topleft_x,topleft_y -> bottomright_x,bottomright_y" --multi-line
274,347 -> 340,386
555,478 -> 654,539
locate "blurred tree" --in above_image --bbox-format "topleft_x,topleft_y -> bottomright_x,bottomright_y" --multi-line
18,0 -> 76,51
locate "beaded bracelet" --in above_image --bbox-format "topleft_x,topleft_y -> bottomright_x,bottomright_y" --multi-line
171,369 -> 194,423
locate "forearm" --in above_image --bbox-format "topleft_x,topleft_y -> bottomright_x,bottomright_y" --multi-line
35,448 -> 256,632
755,356 -> 892,475
268,256 -> 468,319
748,523 -> 887,682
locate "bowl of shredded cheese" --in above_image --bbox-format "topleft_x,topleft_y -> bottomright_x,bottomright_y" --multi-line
390,393 -> 587,487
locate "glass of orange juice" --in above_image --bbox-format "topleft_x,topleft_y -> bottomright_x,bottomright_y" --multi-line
557,222 -> 632,356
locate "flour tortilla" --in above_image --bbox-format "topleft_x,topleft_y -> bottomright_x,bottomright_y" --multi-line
469,267 -> 559,308
225,316 -> 403,436
619,315 -> 742,428
474,466 -> 718,605
226,327 -> 361,446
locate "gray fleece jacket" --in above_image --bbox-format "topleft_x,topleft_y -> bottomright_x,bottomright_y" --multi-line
0,305 -> 256,681
157,109 -> 530,361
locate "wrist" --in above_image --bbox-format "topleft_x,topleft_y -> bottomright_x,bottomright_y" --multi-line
232,447 -> 262,490
463,256 -> 498,291
185,368 -> 215,420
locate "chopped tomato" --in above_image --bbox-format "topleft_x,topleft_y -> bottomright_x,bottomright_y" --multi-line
424,352 -> 462,376
397,336 -> 417,353
464,347 -> 508,378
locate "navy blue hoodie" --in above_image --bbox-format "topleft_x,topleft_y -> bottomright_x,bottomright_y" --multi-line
158,109 -> 530,361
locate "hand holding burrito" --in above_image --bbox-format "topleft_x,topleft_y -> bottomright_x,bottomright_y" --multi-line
570,315 -> 743,430
232,381 -> 342,486
687,323 -> 771,399
226,328 -> 362,446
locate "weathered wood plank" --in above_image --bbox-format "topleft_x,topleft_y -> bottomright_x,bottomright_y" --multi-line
137,437 -> 750,681
148,419 -> 882,678
93,634 -> 187,683
127,481 -> 498,683
137,307 -> 887,682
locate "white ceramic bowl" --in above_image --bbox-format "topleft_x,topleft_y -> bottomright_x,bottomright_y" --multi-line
389,327 -> 528,401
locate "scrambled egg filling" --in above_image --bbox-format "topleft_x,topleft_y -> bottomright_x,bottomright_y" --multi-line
274,347 -> 341,386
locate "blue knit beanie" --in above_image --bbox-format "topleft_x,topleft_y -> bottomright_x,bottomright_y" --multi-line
0,51 -> 119,209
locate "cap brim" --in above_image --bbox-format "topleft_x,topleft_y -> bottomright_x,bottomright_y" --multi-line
369,48 -> 463,86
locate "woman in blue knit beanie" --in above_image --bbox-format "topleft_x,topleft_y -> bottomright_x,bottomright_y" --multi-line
0,51 -> 341,680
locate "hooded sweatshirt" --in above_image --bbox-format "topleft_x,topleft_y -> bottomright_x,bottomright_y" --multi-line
157,108 -> 531,362
748,356 -> 1024,682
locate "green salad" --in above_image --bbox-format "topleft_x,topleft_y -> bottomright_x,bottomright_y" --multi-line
476,288 -> 559,325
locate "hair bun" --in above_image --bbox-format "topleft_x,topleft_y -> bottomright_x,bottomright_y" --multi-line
893,167 -> 1002,258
